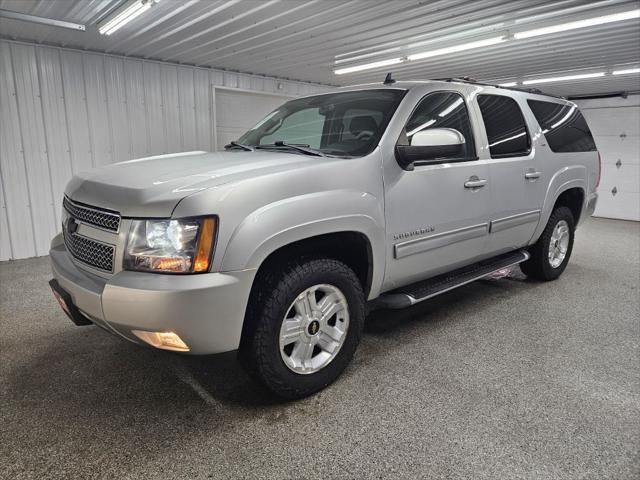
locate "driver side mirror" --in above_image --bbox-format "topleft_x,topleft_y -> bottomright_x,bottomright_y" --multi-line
395,128 -> 465,171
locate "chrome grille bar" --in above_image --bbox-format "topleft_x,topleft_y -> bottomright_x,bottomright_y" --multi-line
63,196 -> 121,233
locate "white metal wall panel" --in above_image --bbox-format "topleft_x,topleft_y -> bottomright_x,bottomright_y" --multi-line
83,54 -> 112,167
0,42 -> 36,259
0,39 -> 327,260
36,47 -> 73,229
177,67 -> 197,151
10,43 -> 57,256
161,64 -> 182,154
143,61 -> 165,156
577,96 -> 640,221
104,56 -> 130,165
0,180 -> 11,261
60,50 -> 93,173
123,59 -> 148,159
194,68 -> 212,151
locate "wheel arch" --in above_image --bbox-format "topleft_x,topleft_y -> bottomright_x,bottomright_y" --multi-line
237,230 -> 374,364
530,166 -> 587,243
220,189 -> 385,298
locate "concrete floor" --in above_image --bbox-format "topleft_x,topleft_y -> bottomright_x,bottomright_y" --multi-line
1,217 -> 638,479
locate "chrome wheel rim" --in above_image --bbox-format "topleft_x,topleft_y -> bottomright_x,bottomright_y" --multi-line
279,284 -> 350,375
548,219 -> 570,268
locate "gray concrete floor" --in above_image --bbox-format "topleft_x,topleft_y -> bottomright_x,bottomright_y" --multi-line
1,217 -> 638,480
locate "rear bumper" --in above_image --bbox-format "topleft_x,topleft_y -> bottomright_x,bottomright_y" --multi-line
586,192 -> 598,217
49,234 -> 255,354
584,192 -> 598,220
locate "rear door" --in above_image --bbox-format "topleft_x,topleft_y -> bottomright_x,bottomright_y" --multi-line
474,94 -> 544,256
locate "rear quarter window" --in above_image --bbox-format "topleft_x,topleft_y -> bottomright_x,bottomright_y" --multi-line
527,100 -> 597,153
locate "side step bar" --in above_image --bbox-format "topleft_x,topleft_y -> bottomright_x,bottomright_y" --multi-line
375,250 -> 530,309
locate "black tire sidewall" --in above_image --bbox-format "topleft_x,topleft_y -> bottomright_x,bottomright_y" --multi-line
538,207 -> 576,279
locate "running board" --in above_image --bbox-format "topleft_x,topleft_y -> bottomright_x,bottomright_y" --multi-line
375,250 -> 529,309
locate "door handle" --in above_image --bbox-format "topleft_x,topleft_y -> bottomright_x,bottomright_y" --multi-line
464,177 -> 487,189
525,171 -> 542,179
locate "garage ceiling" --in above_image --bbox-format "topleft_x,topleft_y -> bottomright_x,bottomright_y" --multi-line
1,0 -> 639,97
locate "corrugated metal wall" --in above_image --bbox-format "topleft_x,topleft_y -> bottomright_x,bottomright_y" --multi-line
0,39 -> 329,261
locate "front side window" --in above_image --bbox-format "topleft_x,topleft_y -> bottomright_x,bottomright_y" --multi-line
238,89 -> 406,157
477,94 -> 531,158
399,91 -> 476,161
527,100 -> 597,152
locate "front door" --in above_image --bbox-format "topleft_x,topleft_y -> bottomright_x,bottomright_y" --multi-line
382,91 -> 490,291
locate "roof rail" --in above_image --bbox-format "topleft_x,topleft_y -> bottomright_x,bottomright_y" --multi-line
435,77 -> 566,99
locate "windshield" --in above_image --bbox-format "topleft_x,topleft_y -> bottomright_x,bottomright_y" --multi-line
237,89 -> 406,157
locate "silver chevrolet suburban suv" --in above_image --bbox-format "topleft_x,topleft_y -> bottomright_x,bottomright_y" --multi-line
50,78 -> 600,398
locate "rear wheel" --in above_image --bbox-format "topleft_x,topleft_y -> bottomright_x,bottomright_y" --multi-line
241,258 -> 365,399
520,206 -> 575,281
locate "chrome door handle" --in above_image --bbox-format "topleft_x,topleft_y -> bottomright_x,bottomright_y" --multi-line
525,171 -> 542,179
464,178 -> 487,188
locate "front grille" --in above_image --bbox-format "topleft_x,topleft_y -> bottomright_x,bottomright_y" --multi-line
63,196 -> 121,232
63,231 -> 115,272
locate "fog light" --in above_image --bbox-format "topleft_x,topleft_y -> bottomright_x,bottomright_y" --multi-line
132,330 -> 190,352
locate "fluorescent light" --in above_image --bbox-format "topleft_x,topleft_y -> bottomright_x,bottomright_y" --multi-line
514,9 -> 640,39
498,82 -> 518,87
98,0 -> 159,35
523,72 -> 605,85
334,47 -> 402,65
334,57 -> 403,75
407,36 -> 506,61
612,68 -> 640,75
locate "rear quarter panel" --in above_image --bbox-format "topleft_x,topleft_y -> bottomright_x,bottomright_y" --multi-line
522,94 -> 599,242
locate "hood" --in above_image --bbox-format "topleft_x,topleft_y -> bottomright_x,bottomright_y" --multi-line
65,150 -> 326,217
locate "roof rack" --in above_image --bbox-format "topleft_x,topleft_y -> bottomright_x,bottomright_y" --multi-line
435,77 -> 566,99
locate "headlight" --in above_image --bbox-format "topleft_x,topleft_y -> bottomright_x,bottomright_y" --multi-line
124,217 -> 216,273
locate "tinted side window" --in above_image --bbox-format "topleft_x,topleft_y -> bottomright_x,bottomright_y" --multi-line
527,100 -> 597,152
477,95 -> 530,157
401,91 -> 476,160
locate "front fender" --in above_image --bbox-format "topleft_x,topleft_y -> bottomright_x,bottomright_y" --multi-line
531,165 -> 587,242
220,189 -> 385,298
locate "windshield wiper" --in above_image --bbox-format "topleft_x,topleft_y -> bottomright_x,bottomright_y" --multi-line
256,141 -> 325,157
224,141 -> 254,151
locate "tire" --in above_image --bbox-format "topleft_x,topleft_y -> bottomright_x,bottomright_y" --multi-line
520,206 -> 575,281
240,258 -> 365,399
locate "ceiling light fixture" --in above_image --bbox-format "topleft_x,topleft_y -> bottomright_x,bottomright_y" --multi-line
514,9 -> 640,39
334,57 -> 403,75
522,72 -> 606,85
98,0 -> 160,36
498,82 -> 518,87
612,67 -> 640,75
407,36 -> 506,61
0,9 -> 85,31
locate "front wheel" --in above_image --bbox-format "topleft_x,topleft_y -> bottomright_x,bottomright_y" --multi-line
241,258 -> 365,399
520,206 -> 576,281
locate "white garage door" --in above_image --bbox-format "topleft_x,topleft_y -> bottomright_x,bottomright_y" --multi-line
214,88 -> 292,150
578,97 -> 640,221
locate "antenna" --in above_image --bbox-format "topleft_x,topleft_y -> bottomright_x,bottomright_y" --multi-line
383,73 -> 396,84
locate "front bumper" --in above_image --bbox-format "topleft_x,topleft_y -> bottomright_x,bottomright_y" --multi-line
49,234 -> 256,354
